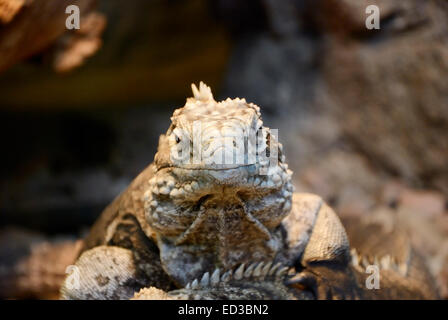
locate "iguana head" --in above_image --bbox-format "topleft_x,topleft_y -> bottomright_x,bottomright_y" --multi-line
143,82 -> 293,284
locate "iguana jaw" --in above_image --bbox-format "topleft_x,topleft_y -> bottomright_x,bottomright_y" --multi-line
143,163 -> 293,247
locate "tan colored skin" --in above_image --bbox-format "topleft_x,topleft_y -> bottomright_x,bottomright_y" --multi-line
60,83 -> 439,300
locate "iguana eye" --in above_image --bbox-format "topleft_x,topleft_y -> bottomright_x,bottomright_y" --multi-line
172,127 -> 184,144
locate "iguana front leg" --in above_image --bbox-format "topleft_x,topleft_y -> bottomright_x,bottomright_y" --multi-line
61,211 -> 174,299
281,193 -> 350,266
60,246 -> 146,299
280,192 -> 365,299
281,192 -> 439,299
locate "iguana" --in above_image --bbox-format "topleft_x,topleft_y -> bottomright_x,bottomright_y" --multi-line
60,82 -> 439,300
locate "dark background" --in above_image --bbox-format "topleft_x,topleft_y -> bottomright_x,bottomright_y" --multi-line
0,0 -> 447,298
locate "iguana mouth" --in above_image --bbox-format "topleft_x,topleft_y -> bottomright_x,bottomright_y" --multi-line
157,163 -> 256,172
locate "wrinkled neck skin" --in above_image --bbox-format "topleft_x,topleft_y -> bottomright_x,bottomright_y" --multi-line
143,164 -> 293,286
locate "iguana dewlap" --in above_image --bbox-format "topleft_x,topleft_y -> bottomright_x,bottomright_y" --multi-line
60,83 -> 439,300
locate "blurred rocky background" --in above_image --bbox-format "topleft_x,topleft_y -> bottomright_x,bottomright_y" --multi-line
0,0 -> 447,298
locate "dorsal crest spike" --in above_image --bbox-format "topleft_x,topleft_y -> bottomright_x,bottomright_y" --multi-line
191,81 -> 214,102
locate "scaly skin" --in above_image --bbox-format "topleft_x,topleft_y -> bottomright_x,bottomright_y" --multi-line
60,83 -> 439,300
133,195 -> 439,300
132,262 -> 313,300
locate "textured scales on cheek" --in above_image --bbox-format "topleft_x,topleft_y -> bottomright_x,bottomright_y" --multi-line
142,82 -> 294,285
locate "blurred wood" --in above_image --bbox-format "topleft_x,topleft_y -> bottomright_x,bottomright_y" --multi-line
0,0 -> 26,24
52,11 -> 106,73
0,0 -> 231,110
0,0 -> 100,73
